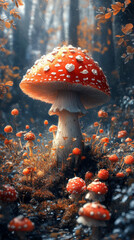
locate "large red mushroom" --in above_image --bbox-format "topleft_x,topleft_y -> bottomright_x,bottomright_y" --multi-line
20,45 -> 110,166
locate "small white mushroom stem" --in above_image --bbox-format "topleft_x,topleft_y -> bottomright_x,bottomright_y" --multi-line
26,141 -> 34,157
85,192 -> 105,202
49,91 -> 86,166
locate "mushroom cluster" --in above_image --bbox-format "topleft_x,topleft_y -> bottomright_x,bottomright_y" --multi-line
20,45 -> 110,166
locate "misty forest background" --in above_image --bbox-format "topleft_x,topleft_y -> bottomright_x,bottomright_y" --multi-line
0,0 -> 134,130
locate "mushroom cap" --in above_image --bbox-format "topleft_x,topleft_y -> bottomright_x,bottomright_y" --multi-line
20,45 -> 110,109
87,179 -> 108,195
49,125 -> 57,132
0,185 -> 18,202
4,125 -> 13,133
116,172 -> 125,178
79,202 -> 110,221
98,110 -> 108,118
72,147 -> 81,155
118,130 -> 127,138
24,131 -> 36,141
124,155 -> 134,165
11,108 -> 19,116
66,177 -> 86,195
8,215 -> 34,232
108,154 -> 119,162
97,169 -> 109,180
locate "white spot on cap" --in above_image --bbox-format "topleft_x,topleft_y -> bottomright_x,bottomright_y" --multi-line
81,69 -> 89,74
26,69 -> 31,74
69,55 -> 73,58
47,55 -> 55,62
92,69 -> 98,75
66,75 -> 71,78
70,49 -> 75,53
58,69 -> 63,72
58,59 -> 62,62
35,59 -> 40,65
52,50 -> 58,55
44,65 -> 50,72
62,50 -> 67,53
76,55 -> 83,62
68,45 -> 74,49
65,63 -> 75,72
24,224 -> 28,228
51,72 -> 56,75
90,211 -> 94,216
83,77 -> 88,81
55,63 -> 60,67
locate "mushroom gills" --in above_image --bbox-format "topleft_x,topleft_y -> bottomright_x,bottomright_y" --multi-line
49,90 -> 86,115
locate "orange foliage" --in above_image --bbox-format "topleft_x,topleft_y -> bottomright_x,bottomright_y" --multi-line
0,0 -> 23,30
121,23 -> 133,35
96,0 -> 133,63
10,8 -> 21,19
0,65 -> 20,100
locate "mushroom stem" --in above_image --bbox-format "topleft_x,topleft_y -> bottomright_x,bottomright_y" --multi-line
91,226 -> 100,240
25,141 -> 34,157
29,146 -> 33,157
51,110 -> 83,166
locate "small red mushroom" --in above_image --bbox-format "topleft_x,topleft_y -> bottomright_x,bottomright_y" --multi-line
77,202 -> 110,226
16,131 -> 25,148
20,45 -> 110,167
125,138 -> 132,143
94,122 -> 99,127
98,169 -> 109,180
116,172 -> 125,178
124,155 -> 134,165
85,171 -> 93,181
4,125 -> 13,133
98,110 -> 108,118
11,108 -> 19,116
72,147 -> 82,165
0,185 -> 18,202
118,130 -> 127,138
25,125 -> 30,129
49,125 -> 57,139
44,120 -> 48,125
108,154 -> 118,163
86,179 -> 108,202
66,176 -> 86,199
24,131 -> 36,156
111,116 -> 117,122
8,215 -> 34,239
126,168 -> 132,174
100,137 -> 109,143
